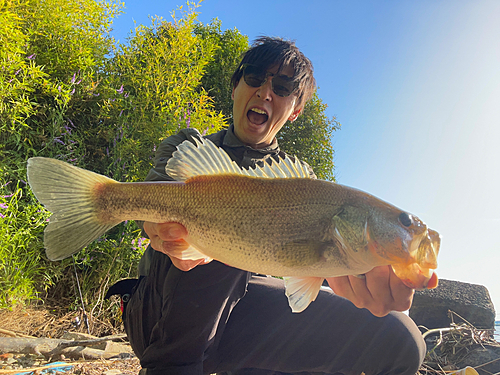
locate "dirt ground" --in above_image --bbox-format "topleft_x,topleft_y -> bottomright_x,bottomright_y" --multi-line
0,307 -> 141,374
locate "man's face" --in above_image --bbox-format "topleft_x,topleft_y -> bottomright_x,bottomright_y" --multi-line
231,64 -> 301,149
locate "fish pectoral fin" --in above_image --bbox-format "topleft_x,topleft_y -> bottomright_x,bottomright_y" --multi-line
329,214 -> 369,251
284,276 -> 324,313
177,245 -> 212,262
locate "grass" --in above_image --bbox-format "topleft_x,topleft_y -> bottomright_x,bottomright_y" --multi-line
418,311 -> 499,374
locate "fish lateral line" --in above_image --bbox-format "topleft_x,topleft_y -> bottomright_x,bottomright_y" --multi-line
91,180 -> 190,224
182,173 -> 313,186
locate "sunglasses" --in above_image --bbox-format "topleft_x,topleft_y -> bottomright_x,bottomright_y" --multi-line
241,64 -> 298,97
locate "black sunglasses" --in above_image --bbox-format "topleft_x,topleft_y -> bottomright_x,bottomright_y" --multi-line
241,64 -> 298,97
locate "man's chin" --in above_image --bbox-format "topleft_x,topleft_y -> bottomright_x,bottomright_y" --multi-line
235,121 -> 274,147
246,120 -> 268,131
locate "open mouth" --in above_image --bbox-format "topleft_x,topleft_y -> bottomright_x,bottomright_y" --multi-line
416,228 -> 440,269
247,108 -> 269,125
391,227 -> 441,290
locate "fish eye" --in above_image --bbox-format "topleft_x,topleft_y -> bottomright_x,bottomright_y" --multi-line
398,212 -> 413,227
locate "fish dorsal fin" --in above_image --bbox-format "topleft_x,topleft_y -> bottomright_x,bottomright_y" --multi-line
166,138 -> 311,181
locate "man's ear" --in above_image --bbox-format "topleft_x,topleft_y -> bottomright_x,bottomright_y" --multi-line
288,108 -> 302,122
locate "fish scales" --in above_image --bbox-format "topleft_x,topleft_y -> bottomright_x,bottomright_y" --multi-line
93,175 -> 364,277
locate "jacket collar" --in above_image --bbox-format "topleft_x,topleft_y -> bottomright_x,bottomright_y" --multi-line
223,125 -> 280,155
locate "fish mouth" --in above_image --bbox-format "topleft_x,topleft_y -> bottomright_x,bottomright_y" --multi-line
391,228 -> 441,290
393,264 -> 439,290
247,107 -> 269,125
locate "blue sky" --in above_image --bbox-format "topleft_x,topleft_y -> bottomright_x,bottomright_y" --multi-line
111,1 -> 500,318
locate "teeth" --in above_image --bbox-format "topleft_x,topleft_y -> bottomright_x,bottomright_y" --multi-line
251,108 -> 267,115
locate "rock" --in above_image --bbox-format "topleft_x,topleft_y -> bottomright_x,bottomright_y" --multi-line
455,346 -> 500,373
6,357 -> 16,364
60,331 -> 133,357
409,279 -> 496,329
104,341 -> 134,355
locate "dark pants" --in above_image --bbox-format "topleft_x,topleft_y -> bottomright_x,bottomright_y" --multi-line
124,251 -> 425,375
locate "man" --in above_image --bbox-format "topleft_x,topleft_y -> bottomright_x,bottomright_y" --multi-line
124,37 -> 425,375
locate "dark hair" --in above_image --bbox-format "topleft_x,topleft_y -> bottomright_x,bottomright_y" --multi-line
231,36 -> 316,109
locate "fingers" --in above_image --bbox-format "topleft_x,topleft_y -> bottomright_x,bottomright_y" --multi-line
156,222 -> 188,241
143,221 -> 211,271
388,267 -> 415,311
326,266 -> 414,317
326,275 -> 354,302
363,266 -> 394,314
144,222 -> 187,254
160,239 -> 191,257
170,257 -> 212,272
327,275 -> 377,313
144,222 -> 187,242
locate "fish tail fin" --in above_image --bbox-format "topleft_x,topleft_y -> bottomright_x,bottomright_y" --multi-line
166,138 -> 311,181
284,276 -> 324,313
27,157 -> 121,261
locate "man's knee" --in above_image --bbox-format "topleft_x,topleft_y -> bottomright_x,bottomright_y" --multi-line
385,312 -> 425,375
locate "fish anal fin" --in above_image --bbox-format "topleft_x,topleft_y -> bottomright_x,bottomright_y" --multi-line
284,276 -> 324,313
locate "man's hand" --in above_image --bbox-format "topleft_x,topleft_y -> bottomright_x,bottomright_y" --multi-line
326,265 -> 414,317
143,222 -> 211,271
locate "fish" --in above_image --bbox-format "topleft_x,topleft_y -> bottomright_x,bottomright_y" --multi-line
26,138 -> 440,313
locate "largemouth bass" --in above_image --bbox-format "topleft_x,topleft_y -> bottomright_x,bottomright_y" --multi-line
27,138 -> 440,312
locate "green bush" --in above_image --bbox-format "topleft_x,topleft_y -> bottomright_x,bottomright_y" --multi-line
0,0 -> 338,324
0,0 -> 126,312
0,177 -> 52,307
0,1 -> 226,316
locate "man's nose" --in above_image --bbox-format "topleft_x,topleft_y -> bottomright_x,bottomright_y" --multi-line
256,78 -> 273,100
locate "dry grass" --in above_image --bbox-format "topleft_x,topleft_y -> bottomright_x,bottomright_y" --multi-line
418,311 -> 500,375
0,301 -> 123,339
65,358 -> 141,375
